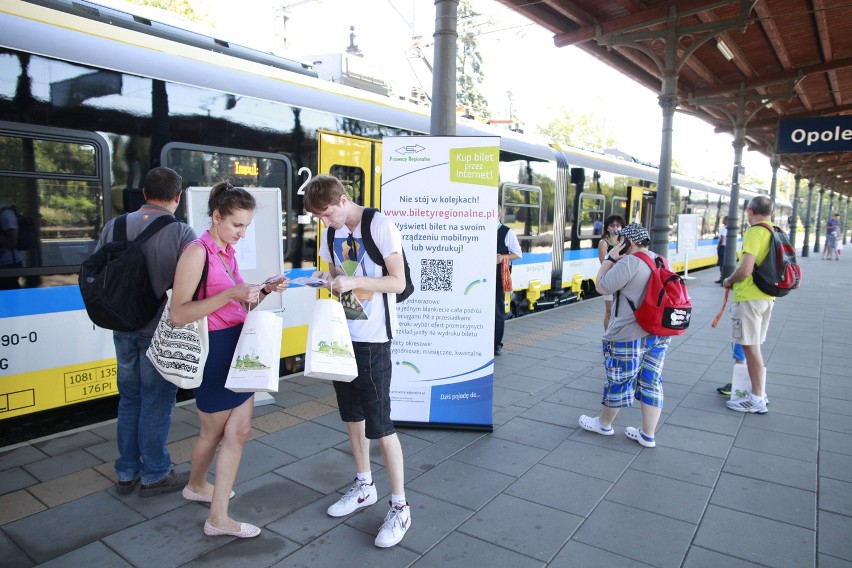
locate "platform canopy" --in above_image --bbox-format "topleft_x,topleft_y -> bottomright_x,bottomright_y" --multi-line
497,0 -> 852,196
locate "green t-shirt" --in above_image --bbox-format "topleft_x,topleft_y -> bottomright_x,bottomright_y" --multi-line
733,224 -> 774,302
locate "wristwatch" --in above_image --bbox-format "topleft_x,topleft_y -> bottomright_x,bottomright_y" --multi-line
604,255 -> 617,263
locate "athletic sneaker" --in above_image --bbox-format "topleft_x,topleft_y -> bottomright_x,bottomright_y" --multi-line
374,502 -> 411,548
625,427 -> 656,448
327,480 -> 377,517
726,394 -> 767,414
716,382 -> 732,396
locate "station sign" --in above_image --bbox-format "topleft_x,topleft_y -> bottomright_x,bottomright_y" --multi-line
776,115 -> 852,154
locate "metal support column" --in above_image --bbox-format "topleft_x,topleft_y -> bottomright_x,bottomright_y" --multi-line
802,181 -> 814,257
653,71 -> 677,259
790,169 -> 801,247
769,156 -> 779,223
430,0 -> 458,136
722,95 -> 746,280
843,196 -> 850,246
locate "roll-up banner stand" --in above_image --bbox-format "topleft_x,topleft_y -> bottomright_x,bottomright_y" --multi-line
381,136 -> 500,430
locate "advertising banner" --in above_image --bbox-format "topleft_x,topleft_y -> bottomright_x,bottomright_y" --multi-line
381,136 -> 500,428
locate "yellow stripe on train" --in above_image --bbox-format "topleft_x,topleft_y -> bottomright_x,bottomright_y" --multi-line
0,325 -> 308,421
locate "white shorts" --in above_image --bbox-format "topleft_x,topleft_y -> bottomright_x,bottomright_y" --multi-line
731,300 -> 773,346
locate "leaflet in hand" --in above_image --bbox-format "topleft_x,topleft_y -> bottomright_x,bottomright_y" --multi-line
263,272 -> 291,285
289,276 -> 329,288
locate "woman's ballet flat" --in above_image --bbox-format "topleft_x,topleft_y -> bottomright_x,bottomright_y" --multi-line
203,520 -> 260,538
182,486 -> 235,502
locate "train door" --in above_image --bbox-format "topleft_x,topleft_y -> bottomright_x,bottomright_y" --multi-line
318,130 -> 381,206
627,186 -> 642,225
315,131 -> 382,294
628,185 -> 656,229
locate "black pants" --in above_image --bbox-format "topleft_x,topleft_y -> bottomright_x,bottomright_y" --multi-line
495,281 -> 505,349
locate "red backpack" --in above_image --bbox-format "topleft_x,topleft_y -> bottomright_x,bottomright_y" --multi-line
616,252 -> 692,336
751,223 -> 802,297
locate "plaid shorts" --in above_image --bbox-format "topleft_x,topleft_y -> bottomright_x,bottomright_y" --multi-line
601,335 -> 671,408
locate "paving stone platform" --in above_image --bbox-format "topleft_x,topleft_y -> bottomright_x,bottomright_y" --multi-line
2,251 -> 850,567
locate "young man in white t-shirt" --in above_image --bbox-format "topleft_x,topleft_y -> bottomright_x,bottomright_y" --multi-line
304,174 -> 411,548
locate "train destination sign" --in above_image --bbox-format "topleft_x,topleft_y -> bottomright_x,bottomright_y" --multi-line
776,115 -> 852,154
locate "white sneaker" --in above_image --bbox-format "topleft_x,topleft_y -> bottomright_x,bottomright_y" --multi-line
726,394 -> 767,414
327,480 -> 377,517
374,502 -> 411,548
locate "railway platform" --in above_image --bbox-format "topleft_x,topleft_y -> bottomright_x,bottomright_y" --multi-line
1,252 -> 850,567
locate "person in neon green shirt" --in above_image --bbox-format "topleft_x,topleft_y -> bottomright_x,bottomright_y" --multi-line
722,195 -> 774,414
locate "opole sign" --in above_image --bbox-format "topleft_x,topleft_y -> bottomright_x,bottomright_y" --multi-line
776,115 -> 852,154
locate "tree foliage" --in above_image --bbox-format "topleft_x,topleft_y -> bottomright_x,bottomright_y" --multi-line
125,0 -> 208,24
456,0 -> 489,119
536,108 -> 619,152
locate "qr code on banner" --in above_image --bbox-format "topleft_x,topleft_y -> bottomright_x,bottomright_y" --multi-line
421,258 -> 453,292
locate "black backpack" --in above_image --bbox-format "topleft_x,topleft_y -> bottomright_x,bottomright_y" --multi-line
751,222 -> 802,297
80,214 -> 176,331
0,205 -> 37,251
326,207 -> 414,338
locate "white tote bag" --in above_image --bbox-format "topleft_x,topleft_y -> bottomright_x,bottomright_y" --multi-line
146,290 -> 209,389
224,309 -> 283,393
730,363 -> 751,400
304,298 -> 358,382
730,364 -> 767,401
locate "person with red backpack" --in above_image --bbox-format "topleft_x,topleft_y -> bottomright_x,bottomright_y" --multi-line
722,195 -> 776,414
578,223 -> 674,449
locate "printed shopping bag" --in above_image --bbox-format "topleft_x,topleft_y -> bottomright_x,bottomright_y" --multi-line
730,364 -> 767,401
731,364 -> 766,400
225,310 -> 283,393
146,290 -> 208,389
730,363 -> 751,400
304,298 -> 358,382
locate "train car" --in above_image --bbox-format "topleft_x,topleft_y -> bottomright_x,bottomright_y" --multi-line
0,0 -> 779,422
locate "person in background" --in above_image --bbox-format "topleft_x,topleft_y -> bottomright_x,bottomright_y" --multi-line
722,195 -> 774,414
0,201 -> 22,290
716,216 -> 728,283
597,215 -> 625,330
304,174 -> 412,548
579,223 -> 670,448
170,182 -> 288,538
824,213 -> 841,260
495,222 -> 522,355
95,168 -> 197,497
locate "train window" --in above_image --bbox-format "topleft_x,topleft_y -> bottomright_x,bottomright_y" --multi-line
501,183 -> 542,250
578,193 -> 605,239
612,197 -> 628,221
164,147 -> 288,189
0,129 -> 108,285
0,136 -> 97,175
162,143 -> 293,263
328,165 -> 365,205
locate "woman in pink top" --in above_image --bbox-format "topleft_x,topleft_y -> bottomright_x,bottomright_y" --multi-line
170,182 -> 288,539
